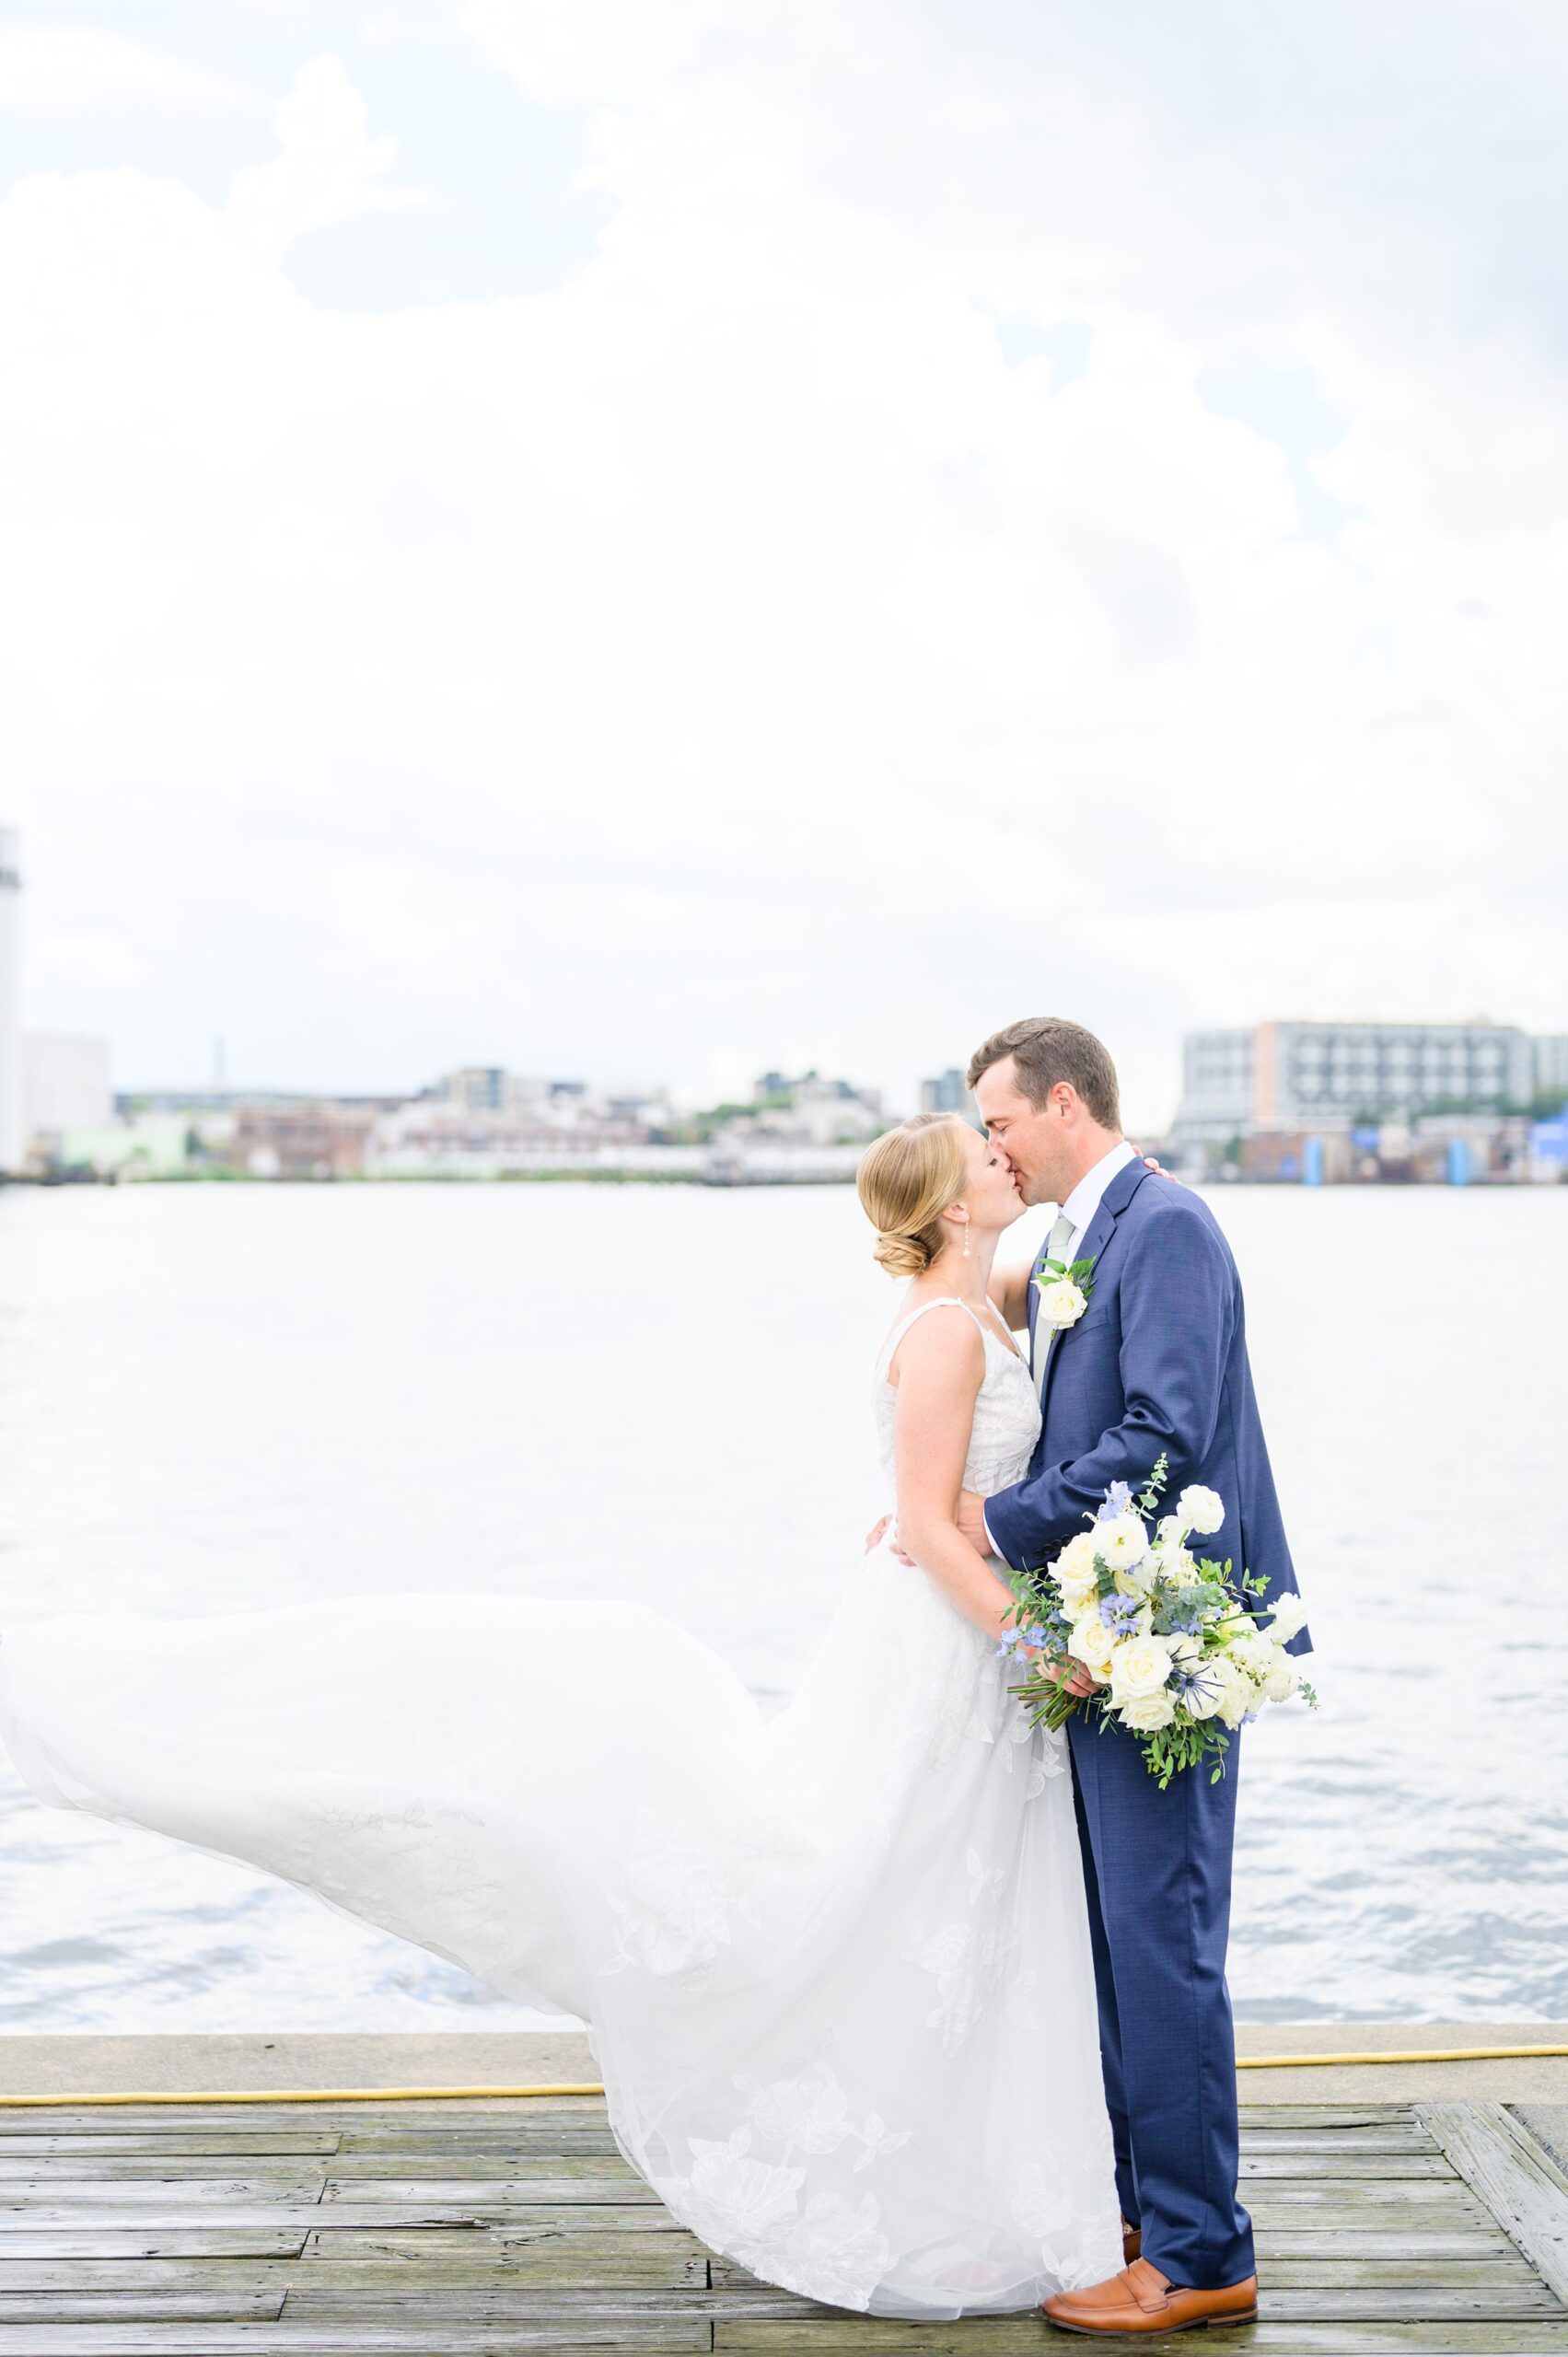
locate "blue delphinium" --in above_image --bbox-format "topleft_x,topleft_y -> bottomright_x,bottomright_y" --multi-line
1095,1481 -> 1134,1523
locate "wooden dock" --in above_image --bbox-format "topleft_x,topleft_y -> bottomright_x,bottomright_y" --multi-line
0,2094 -> 1562,2353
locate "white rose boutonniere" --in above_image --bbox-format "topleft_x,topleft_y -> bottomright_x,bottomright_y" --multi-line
1033,1247 -> 1097,1333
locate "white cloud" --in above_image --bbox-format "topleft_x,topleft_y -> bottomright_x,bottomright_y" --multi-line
228,54 -> 424,259
0,28 -> 257,120
3,6 -> 1567,1115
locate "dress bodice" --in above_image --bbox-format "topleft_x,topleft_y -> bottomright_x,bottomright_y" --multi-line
874,1295 -> 1041,1503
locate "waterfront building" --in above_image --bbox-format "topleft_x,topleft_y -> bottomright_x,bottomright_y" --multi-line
919,1069 -> 974,1116
0,830 -> 20,1175
1533,1035 -> 1568,1103
1176,1019 -> 1539,1146
747,1070 -> 882,1145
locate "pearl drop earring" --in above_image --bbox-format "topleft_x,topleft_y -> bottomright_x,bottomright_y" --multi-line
962,1219 -> 971,1258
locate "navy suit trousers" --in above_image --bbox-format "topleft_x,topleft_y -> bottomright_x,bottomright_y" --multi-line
1066,1712 -> 1255,2290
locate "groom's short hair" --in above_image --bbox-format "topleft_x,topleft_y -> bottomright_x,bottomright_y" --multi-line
966,1019 -> 1121,1130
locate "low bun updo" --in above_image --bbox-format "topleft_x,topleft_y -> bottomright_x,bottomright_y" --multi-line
856,1114 -> 970,1278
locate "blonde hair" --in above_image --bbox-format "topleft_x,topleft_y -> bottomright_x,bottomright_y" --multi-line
856,1114 -> 970,1278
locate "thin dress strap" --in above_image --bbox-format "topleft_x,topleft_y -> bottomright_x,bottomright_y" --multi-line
875,1295 -> 993,1386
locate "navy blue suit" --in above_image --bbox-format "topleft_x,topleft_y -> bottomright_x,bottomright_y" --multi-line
985,1160 -> 1307,2292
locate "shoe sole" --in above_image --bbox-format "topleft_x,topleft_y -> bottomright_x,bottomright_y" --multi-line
1042,2311 -> 1259,2336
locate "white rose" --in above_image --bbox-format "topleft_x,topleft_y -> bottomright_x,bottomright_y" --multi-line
1167,1632 -> 1203,1671
1054,1531 -> 1100,1581
1264,1593 -> 1308,1644
1229,1635 -> 1274,1679
1108,1634 -> 1175,1705
1213,1660 -> 1254,1728
1120,1688 -> 1178,1731
1036,1277 -> 1087,1331
1096,1514 -> 1149,1573
1175,1485 -> 1225,1536
1071,1615 -> 1117,1678
1262,1651 -> 1299,1702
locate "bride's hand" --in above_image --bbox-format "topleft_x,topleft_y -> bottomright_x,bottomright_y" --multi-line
864,1514 -> 892,1553
1030,1652 -> 1098,1700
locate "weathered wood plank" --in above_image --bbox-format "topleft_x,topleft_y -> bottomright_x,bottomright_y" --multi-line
1260,2261 -> 1545,2286
1239,2129 -> 1438,2154
297,2214 -> 694,2252
1241,2152 -> 1458,2179
1253,2233 -> 1522,2260
319,2177 -> 658,2206
287,2248 -> 710,2288
0,2140 -> 341,2163
1243,2177 -> 1481,2206
1238,2106 -> 1417,2126
321,2153 -> 639,2179
0,2235 -> 308,2262
0,2293 -> 286,2323
1420,2102 -> 1568,2309
0,2328 -> 712,2351
713,2330 -> 1568,2354
0,2179 -> 327,2207
0,2158 -> 335,2183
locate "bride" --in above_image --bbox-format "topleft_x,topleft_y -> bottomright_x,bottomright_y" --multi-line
0,1113 -> 1122,2318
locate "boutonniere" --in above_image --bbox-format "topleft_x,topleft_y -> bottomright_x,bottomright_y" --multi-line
1034,1253 -> 1097,1333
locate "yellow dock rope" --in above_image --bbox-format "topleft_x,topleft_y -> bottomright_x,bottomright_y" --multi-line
0,2049 -> 1565,2107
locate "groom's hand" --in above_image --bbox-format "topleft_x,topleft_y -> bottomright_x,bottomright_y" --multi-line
956,1491 -> 991,1553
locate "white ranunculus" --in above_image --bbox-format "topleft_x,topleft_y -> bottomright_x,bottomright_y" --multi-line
1071,1616 -> 1117,1678
1036,1277 -> 1088,1331
1264,1593 -> 1308,1643
1108,1634 -> 1175,1705
1096,1514 -> 1149,1572
1262,1653 -> 1299,1702
1176,1485 -> 1225,1535
1120,1689 -> 1178,1732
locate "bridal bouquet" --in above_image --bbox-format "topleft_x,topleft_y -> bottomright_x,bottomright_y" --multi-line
1000,1459 -> 1315,1787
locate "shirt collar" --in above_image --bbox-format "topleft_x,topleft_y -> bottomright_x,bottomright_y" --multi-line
1058,1138 -> 1137,1244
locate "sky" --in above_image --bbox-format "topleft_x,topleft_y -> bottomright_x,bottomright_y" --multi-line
3,0 -> 1567,1125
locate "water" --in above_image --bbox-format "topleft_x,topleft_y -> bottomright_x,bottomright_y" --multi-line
1,1178 -> 1563,2030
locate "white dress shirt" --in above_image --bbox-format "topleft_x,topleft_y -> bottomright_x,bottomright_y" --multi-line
983,1137 -> 1138,1561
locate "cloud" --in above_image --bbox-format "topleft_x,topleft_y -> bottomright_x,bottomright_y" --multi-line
0,28 -> 258,120
228,54 -> 424,259
3,5 -> 1566,1115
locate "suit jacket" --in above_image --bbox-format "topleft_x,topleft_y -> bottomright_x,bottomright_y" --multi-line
985,1161 -> 1309,1650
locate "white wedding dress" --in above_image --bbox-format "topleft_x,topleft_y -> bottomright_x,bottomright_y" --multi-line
0,1295 -> 1121,2317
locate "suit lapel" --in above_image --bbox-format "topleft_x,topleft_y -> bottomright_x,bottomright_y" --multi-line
1037,1157 -> 1153,1425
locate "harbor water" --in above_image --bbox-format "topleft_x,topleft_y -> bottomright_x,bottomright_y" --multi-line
0,1178 -> 1562,2029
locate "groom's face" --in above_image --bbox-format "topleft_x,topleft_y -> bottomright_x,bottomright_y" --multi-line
974,1058 -> 1070,1207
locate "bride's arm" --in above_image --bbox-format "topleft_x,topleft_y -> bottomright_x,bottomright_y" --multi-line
887,1309 -> 1015,1643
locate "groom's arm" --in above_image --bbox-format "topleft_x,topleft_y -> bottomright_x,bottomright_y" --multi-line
981,1204 -> 1236,1572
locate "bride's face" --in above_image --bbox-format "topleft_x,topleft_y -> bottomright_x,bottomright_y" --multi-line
957,1122 -> 1028,1236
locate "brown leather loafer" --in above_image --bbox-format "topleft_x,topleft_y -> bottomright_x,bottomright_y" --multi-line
1043,2258 -> 1258,2335
1121,2220 -> 1142,2267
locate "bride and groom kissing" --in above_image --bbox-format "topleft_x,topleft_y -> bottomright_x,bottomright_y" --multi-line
0,1014 -> 1308,2331
858,1015 -> 1309,2332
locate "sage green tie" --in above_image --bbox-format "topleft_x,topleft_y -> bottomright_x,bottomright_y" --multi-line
1034,1212 -> 1076,1398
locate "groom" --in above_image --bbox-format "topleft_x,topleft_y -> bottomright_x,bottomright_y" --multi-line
965,1017 -> 1309,2338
